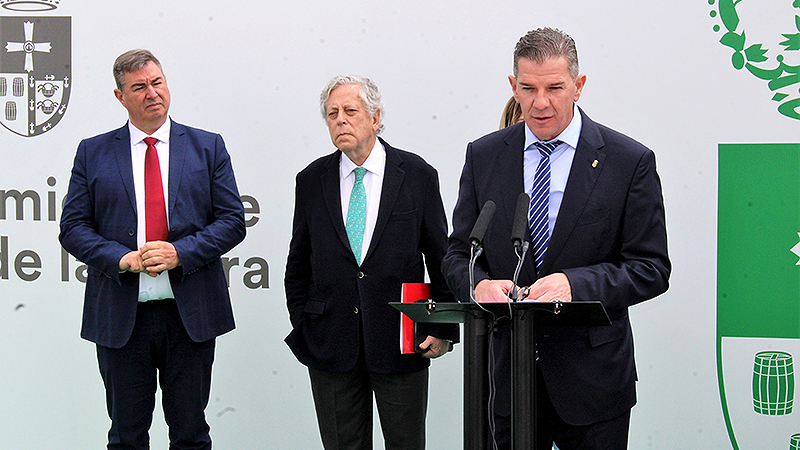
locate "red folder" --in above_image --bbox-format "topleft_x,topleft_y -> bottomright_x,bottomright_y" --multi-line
400,283 -> 432,354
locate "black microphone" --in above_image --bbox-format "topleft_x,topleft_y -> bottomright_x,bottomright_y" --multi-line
511,192 -> 530,250
469,200 -> 496,248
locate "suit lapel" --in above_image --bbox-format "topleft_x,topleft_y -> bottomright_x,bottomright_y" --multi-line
481,124 -> 542,283
320,151 -> 351,254
499,126 -> 527,236
497,124 -> 540,283
112,124 -> 137,214
541,109 -> 606,275
364,139 -> 404,263
167,120 -> 186,227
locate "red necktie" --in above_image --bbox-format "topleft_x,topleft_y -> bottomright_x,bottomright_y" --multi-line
143,137 -> 168,241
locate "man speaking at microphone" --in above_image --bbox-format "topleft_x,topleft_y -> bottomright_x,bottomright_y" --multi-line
442,28 -> 670,449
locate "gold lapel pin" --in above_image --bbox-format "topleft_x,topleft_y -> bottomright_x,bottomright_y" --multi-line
592,160 -> 599,168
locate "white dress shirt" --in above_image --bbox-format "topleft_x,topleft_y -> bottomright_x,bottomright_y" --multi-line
128,120 -> 175,301
339,139 -> 386,263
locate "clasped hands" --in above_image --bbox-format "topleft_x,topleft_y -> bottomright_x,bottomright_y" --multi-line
475,273 -> 572,303
118,241 -> 181,277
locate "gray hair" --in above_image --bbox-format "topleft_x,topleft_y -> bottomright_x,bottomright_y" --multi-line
113,49 -> 163,90
319,75 -> 385,134
513,27 -> 579,79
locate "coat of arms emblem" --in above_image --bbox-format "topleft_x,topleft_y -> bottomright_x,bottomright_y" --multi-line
0,7 -> 70,137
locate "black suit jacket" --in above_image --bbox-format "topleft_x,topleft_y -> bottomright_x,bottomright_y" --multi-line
285,138 -> 459,374
442,109 -> 670,425
60,121 -> 246,348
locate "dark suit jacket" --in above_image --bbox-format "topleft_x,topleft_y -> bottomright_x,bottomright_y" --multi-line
59,120 -> 246,348
284,138 -> 459,374
442,109 -> 670,425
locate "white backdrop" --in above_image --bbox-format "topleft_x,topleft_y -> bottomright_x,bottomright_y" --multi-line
0,0 -> 792,448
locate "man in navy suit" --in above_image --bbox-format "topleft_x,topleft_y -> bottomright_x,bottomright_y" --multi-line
443,28 -> 671,449
285,75 -> 459,450
60,49 -> 245,450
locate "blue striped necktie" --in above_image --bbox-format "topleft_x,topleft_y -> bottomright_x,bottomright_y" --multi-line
528,140 -> 561,272
346,167 -> 368,265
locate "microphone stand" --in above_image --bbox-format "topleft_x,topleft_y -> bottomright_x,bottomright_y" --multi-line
468,242 -> 483,303
465,240 -> 495,449
509,241 -> 529,301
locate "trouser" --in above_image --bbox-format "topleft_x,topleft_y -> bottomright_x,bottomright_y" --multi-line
308,360 -> 429,450
96,299 -> 215,450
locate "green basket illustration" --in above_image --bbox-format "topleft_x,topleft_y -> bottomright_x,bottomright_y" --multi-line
752,351 -> 795,415
790,433 -> 800,450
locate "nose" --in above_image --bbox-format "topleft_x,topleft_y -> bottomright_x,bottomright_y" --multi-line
532,90 -> 549,110
144,84 -> 158,98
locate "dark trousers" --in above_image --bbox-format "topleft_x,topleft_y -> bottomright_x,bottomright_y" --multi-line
308,361 -> 429,450
96,299 -> 216,450
492,365 -> 631,450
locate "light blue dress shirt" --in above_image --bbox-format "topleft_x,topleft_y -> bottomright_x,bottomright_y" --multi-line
522,104 -> 583,236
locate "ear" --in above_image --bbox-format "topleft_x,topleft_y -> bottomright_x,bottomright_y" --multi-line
573,74 -> 587,102
114,88 -> 125,106
372,109 -> 381,132
508,75 -> 518,101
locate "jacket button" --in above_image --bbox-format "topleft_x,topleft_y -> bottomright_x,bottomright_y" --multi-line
128,229 -> 135,236
357,271 -> 364,279
354,307 -> 359,314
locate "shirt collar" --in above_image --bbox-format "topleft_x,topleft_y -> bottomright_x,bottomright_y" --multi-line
128,118 -> 171,146
524,104 -> 582,151
339,138 -> 386,179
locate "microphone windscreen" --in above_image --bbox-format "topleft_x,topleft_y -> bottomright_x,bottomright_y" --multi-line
469,200 -> 496,245
511,192 -> 530,245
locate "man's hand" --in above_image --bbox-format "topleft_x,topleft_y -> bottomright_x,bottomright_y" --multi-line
140,241 -> 181,275
474,279 -> 514,303
526,272 -> 572,303
119,250 -> 146,273
419,336 -> 452,359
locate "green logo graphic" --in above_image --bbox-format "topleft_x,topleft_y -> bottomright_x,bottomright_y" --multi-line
718,144 -> 800,449
753,351 -> 795,415
710,0 -> 800,120
792,433 -> 800,449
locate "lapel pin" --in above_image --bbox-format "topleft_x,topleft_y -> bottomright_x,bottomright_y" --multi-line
592,159 -> 599,168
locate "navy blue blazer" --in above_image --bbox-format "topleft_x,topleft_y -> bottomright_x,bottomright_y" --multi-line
60,120 -> 246,348
442,109 -> 671,425
284,138 -> 459,374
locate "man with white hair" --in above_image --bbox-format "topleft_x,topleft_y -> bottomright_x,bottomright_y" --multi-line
285,75 -> 459,450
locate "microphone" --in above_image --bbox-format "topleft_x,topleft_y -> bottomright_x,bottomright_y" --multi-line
469,200 -> 496,249
509,192 -> 531,301
511,192 -> 530,250
468,200 -> 496,303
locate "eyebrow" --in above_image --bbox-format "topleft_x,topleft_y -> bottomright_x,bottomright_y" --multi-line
519,80 -> 566,88
130,76 -> 163,90
327,103 -> 360,112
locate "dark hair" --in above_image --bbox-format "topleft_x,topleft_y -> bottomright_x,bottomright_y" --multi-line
513,27 -> 579,79
113,49 -> 163,90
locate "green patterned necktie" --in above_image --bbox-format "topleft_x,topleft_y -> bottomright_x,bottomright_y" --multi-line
345,167 -> 368,265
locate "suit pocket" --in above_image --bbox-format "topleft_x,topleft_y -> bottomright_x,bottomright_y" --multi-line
575,206 -> 611,227
382,209 -> 420,254
587,315 -> 628,347
304,299 -> 326,315
390,209 -> 418,221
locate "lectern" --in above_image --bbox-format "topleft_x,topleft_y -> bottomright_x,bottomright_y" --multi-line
391,299 -> 610,450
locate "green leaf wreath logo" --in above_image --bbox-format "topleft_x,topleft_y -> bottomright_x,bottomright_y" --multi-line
710,0 -> 800,120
